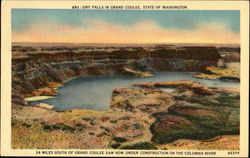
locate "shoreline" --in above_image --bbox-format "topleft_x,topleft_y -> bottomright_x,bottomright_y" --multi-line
24,72 -> 240,111
24,96 -> 57,102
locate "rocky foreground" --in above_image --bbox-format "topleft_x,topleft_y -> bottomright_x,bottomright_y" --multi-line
12,80 -> 239,149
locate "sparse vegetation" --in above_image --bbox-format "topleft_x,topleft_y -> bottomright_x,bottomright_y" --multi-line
112,137 -> 127,143
194,66 -> 240,81
109,143 -> 121,149
43,123 -> 75,133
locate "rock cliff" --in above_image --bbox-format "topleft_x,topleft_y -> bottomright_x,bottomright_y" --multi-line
12,46 -> 220,99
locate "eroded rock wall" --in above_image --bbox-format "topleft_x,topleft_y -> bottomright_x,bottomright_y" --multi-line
12,46 -> 220,104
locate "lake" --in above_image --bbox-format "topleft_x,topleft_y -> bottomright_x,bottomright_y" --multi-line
28,72 -> 240,111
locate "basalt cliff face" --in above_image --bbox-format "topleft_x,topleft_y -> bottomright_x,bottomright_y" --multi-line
12,46 -> 220,98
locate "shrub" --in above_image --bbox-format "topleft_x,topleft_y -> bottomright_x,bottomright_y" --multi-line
109,143 -> 121,149
112,137 -> 127,143
43,123 -> 75,132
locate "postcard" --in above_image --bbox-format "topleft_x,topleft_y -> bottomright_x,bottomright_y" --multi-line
1,0 -> 249,157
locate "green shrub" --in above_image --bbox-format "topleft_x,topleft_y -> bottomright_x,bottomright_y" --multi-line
112,137 -> 127,143
22,123 -> 31,128
109,143 -> 121,149
43,123 -> 75,132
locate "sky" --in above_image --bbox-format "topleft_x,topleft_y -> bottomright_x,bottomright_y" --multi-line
12,9 -> 240,44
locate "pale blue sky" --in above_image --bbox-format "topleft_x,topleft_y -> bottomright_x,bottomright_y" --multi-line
12,9 -> 240,32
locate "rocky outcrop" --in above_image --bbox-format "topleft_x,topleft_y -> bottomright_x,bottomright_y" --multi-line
110,80 -> 239,146
134,80 -> 214,95
193,66 -> 240,82
110,87 -> 175,113
123,67 -> 154,77
148,81 -> 239,144
151,97 -> 239,144
217,47 -> 240,63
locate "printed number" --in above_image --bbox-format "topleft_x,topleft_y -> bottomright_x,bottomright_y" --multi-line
72,6 -> 79,9
36,151 -> 41,154
228,151 -> 240,155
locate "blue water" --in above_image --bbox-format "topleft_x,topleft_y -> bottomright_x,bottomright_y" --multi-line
29,72 -> 239,111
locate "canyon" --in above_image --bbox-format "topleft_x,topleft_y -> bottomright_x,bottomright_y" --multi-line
11,43 -> 240,149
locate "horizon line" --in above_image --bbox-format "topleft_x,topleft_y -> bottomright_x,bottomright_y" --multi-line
12,42 -> 240,45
